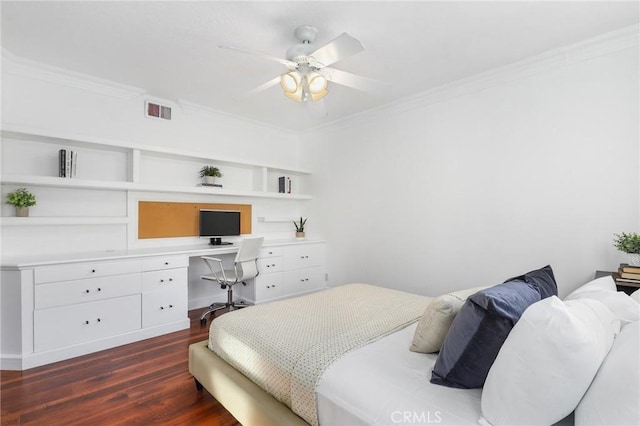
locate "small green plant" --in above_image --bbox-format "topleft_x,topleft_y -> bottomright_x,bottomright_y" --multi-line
199,166 -> 223,178
293,216 -> 307,232
613,232 -> 640,254
6,188 -> 36,208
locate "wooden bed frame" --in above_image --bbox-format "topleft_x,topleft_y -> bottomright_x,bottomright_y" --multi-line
188,340 -> 309,426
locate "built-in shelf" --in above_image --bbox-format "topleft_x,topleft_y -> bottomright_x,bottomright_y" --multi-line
1,175 -> 312,200
1,217 -> 129,226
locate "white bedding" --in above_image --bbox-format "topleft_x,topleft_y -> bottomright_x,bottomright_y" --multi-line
317,323 -> 483,425
317,324 -> 576,426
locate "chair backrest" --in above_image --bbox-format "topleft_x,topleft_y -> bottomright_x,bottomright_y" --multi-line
234,237 -> 264,281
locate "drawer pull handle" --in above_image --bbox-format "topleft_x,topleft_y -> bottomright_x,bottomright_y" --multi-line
84,320 -> 89,325
169,278 -> 173,282
269,251 -> 273,254
266,285 -> 270,289
160,304 -> 175,310
97,318 -> 101,323
85,289 -> 90,294
160,279 -> 164,283
97,288 -> 101,292
91,269 -> 96,273
165,262 -> 169,265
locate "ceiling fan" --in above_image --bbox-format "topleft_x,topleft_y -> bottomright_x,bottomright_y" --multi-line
220,25 -> 385,104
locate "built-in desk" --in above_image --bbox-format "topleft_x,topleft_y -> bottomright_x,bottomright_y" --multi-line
1,239 -> 325,370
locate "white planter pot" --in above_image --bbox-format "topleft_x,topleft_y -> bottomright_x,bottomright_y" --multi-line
203,176 -> 216,185
628,253 -> 640,267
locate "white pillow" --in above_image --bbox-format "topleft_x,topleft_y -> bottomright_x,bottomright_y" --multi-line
575,321 -> 640,425
565,276 -> 640,323
481,297 -> 617,426
410,286 -> 485,353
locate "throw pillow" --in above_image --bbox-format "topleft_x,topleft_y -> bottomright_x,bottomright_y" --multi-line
430,265 -> 557,389
565,275 -> 640,323
410,286 -> 485,353
575,321 -> 639,426
481,297 -> 618,426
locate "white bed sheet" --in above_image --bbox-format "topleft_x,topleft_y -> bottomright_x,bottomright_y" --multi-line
316,323 -> 483,426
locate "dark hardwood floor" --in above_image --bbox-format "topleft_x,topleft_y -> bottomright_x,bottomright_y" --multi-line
1,308 -> 240,425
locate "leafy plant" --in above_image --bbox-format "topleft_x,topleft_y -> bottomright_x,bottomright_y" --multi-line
293,216 -> 307,232
613,232 -> 640,254
199,166 -> 223,178
6,188 -> 36,208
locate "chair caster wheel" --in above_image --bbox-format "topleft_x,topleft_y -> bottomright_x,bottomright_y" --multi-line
200,318 -> 207,326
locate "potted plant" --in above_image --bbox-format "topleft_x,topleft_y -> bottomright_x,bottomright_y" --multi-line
6,188 -> 36,217
613,232 -> 640,266
199,166 -> 223,185
294,216 -> 307,239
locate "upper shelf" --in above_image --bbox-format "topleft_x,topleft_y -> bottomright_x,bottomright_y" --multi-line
0,175 -> 312,200
1,124 -> 313,200
1,124 -> 312,175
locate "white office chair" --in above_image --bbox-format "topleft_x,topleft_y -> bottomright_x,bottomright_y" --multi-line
199,237 -> 264,325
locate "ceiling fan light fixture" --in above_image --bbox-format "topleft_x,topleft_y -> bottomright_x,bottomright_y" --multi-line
309,88 -> 328,102
280,71 -> 302,93
307,72 -> 328,94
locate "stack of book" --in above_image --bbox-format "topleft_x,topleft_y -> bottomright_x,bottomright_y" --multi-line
58,149 -> 77,178
613,263 -> 640,288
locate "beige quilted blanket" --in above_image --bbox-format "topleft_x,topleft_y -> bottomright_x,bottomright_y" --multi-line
208,283 -> 432,425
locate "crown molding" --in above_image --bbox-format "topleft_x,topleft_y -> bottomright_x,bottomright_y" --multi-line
2,48 -> 146,99
304,24 -> 640,135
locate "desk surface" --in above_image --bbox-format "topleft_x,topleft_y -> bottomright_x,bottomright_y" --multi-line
1,239 -> 325,269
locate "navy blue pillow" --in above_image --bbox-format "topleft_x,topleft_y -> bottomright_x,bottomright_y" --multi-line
430,265 -> 557,389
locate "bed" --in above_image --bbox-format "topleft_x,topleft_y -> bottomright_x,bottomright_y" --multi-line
189,276 -> 640,426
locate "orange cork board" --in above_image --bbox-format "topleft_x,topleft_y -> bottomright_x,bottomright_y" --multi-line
138,201 -> 252,239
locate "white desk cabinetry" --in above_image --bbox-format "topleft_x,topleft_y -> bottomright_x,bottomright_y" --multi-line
242,242 -> 325,304
33,259 -> 144,352
141,255 -> 188,328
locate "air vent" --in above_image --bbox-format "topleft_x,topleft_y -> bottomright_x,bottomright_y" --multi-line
145,101 -> 172,120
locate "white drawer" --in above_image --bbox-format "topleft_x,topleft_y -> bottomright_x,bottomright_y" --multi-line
142,255 -> 189,272
283,267 -> 324,296
34,295 -> 141,352
258,257 -> 282,274
254,273 -> 284,302
35,273 -> 142,309
142,268 -> 187,292
283,244 -> 325,270
142,285 -> 187,328
259,246 -> 283,258
34,259 -> 142,284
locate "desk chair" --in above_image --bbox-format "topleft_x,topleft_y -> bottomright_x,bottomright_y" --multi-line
199,237 -> 264,325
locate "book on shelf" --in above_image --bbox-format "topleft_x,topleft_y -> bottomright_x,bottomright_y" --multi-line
58,149 -> 77,178
620,263 -> 640,274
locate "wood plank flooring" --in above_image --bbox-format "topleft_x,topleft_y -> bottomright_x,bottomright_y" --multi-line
1,308 -> 240,425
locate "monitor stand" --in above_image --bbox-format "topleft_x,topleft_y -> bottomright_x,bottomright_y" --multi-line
209,238 -> 233,246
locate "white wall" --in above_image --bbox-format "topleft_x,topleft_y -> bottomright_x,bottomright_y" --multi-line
304,37 -> 639,298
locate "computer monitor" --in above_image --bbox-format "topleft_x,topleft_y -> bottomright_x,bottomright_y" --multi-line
198,209 -> 241,245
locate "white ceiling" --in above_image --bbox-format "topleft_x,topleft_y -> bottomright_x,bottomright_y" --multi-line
2,1 -> 638,131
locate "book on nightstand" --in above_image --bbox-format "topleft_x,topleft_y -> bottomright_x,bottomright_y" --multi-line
620,263 -> 640,274
613,272 -> 640,288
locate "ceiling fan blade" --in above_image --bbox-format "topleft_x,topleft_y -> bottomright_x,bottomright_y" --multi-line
247,76 -> 281,96
322,67 -> 388,93
219,45 -> 297,68
310,33 -> 364,67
